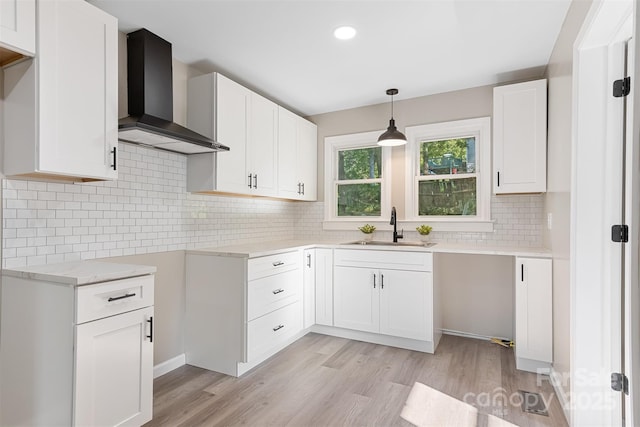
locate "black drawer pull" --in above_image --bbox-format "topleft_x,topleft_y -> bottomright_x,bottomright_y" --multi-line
108,292 -> 136,302
272,288 -> 285,295
272,261 -> 284,267
111,147 -> 117,171
273,324 -> 285,332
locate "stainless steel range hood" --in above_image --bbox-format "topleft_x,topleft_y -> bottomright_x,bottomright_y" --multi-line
118,29 -> 229,154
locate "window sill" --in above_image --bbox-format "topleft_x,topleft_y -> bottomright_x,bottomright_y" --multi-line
323,219 -> 495,233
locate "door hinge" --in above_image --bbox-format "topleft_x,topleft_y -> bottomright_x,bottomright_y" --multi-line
613,77 -> 631,97
611,224 -> 629,243
611,372 -> 629,394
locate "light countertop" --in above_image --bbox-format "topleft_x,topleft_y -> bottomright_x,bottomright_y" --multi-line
186,240 -> 551,259
2,260 -> 157,286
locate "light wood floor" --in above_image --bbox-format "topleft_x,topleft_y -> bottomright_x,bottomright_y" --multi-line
145,334 -> 568,427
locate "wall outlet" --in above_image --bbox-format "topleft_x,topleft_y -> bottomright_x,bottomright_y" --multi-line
547,213 -> 553,230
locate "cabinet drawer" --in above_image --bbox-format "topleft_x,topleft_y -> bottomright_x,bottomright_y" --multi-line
247,301 -> 302,361
76,275 -> 154,324
248,251 -> 300,281
334,249 -> 433,271
248,269 -> 301,321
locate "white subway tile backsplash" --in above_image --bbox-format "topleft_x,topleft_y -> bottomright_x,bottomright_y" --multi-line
2,142 -> 544,267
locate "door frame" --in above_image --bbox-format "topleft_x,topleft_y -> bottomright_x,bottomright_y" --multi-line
571,0 -> 634,426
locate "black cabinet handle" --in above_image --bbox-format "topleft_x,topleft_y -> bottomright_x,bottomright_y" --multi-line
273,324 -> 284,332
297,182 -> 301,195
111,147 -> 117,171
108,292 -> 135,302
373,273 -> 376,288
302,182 -> 305,195
521,264 -> 524,282
381,273 -> 384,289
248,174 -> 252,188
253,174 -> 258,189
497,171 -> 500,187
147,316 -> 153,342
306,253 -> 311,268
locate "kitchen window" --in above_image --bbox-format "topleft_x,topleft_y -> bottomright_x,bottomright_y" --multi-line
405,117 -> 491,225
324,130 -> 391,223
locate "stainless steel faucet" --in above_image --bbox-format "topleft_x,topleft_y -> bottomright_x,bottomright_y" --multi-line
390,206 -> 403,243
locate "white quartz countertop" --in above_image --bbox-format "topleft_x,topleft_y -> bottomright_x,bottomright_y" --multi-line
2,260 -> 157,286
186,240 -> 551,259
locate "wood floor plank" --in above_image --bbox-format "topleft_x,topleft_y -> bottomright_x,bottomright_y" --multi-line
144,334 -> 569,427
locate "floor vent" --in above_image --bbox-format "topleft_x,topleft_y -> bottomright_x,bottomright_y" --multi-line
519,390 -> 549,416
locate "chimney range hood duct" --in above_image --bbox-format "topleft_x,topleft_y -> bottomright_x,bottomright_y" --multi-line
118,29 -> 229,154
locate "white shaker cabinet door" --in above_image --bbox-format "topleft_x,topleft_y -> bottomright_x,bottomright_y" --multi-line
37,0 -> 117,180
493,79 -> 547,194
379,269 -> 432,341
302,249 -> 316,328
0,0 -> 35,57
215,73 -> 251,194
515,257 -> 552,363
315,248 -> 334,326
334,266 -> 379,333
247,92 -> 278,196
74,307 -> 153,427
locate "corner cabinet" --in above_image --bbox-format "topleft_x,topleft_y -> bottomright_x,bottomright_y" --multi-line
0,0 -> 36,65
185,250 -> 305,377
0,265 -> 155,426
187,72 -> 317,200
514,257 -> 552,373
331,249 -> 439,352
277,107 -> 318,201
493,79 -> 547,194
3,0 -> 118,181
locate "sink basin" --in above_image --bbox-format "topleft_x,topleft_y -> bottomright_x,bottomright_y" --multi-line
342,240 -> 437,248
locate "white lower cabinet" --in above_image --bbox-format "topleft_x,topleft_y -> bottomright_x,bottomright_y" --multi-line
331,249 -> 437,352
314,248 -> 334,326
515,257 -> 552,373
0,269 -> 154,426
75,306 -> 154,426
185,250 -> 304,377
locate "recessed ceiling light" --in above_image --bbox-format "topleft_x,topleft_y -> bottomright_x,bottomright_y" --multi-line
334,26 -> 356,40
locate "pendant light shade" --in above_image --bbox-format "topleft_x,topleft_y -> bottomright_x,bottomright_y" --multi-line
377,88 -> 406,146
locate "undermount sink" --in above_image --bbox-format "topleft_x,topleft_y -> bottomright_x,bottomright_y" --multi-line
342,240 -> 437,248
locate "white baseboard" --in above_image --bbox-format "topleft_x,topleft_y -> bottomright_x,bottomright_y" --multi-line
549,367 -> 571,425
153,353 -> 186,378
441,328 -> 511,342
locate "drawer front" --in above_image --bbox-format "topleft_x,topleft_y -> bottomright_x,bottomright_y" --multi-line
247,301 -> 302,361
248,251 -> 300,281
334,249 -> 433,271
248,269 -> 301,321
76,275 -> 154,324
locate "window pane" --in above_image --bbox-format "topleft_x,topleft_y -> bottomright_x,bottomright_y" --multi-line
338,147 -> 382,180
337,183 -> 381,216
419,137 -> 476,176
418,178 -> 477,216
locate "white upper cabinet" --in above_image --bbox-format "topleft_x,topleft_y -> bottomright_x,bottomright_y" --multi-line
0,0 -> 35,64
277,106 -> 318,201
188,72 -> 316,200
3,0 -> 118,181
493,79 -> 547,194
188,73 -> 251,194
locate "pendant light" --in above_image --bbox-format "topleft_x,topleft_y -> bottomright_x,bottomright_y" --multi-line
377,88 -> 407,146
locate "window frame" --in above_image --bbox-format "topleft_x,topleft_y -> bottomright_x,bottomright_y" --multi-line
324,130 -> 392,224
404,117 -> 492,224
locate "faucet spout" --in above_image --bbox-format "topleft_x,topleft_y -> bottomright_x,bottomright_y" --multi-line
391,207 -> 403,243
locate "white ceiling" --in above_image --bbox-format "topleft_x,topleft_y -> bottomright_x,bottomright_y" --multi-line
88,0 -> 572,116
